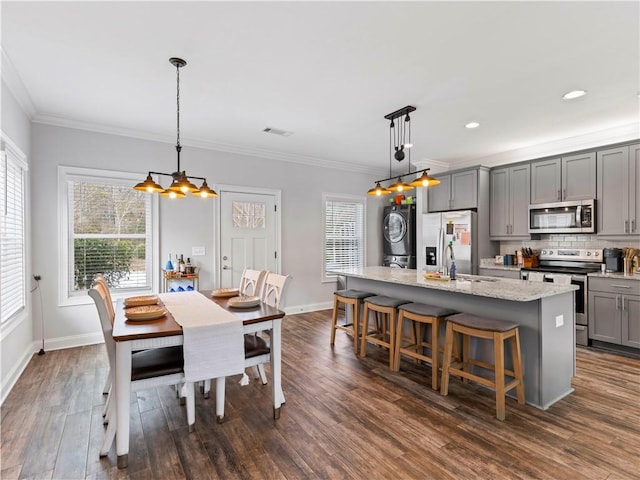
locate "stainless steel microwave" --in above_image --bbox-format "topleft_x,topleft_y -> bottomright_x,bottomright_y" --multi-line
528,199 -> 595,234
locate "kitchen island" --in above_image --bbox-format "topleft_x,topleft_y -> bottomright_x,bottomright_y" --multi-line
332,266 -> 578,410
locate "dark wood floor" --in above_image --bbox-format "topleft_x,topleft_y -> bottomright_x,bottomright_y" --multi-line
2,309 -> 639,479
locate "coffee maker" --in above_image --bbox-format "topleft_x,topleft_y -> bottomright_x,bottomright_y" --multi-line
603,248 -> 623,272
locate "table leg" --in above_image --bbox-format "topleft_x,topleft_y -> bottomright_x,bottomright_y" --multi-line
271,319 -> 284,419
215,377 -> 225,423
115,341 -> 132,468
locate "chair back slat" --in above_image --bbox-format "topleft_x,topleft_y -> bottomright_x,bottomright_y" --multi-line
239,269 -> 269,297
92,274 -> 115,320
261,273 -> 289,309
88,284 -> 117,373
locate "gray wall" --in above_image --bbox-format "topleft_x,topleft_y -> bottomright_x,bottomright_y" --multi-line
29,123 -> 384,349
1,80 -> 33,402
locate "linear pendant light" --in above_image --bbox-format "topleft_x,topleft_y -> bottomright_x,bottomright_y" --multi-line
367,105 -> 440,195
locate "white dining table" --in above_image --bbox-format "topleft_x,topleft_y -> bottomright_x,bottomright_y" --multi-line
112,292 -> 285,469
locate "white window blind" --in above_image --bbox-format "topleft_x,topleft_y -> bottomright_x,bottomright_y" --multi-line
1,149 -> 26,324
67,175 -> 153,294
323,195 -> 365,281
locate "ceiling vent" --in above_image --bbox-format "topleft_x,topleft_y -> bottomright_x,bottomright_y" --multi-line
263,127 -> 293,137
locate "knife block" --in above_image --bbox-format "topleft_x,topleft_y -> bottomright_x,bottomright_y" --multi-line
522,257 -> 539,268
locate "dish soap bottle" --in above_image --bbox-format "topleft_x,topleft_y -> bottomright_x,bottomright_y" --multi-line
449,260 -> 457,280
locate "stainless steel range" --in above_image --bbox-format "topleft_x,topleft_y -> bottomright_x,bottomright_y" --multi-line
520,248 -> 603,346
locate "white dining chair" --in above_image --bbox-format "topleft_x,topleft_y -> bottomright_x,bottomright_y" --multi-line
244,272 -> 289,392
205,272 -> 290,420
202,268 -> 270,398
213,272 -> 290,422
93,274 -> 115,398
88,284 -> 195,457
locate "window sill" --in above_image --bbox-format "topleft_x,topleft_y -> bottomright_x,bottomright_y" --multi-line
59,289 -> 156,307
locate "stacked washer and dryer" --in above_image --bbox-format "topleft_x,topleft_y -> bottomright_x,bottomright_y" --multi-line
382,204 -> 416,268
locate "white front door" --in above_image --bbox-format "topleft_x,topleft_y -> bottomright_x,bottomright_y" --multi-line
218,187 -> 280,288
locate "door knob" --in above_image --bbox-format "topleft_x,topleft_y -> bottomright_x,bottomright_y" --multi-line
222,266 -> 230,270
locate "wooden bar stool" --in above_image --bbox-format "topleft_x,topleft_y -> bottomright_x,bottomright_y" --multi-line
360,296 -> 410,368
331,290 -> 375,354
393,303 -> 458,389
440,313 -> 525,420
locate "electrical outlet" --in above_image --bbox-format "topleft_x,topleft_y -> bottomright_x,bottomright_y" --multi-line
555,314 -> 564,328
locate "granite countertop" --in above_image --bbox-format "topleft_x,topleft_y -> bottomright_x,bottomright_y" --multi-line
330,266 -> 577,302
588,272 -> 640,281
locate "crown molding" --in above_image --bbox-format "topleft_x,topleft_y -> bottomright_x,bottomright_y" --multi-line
32,113 -> 388,176
455,122 -> 640,169
412,158 -> 449,175
1,49 -> 37,118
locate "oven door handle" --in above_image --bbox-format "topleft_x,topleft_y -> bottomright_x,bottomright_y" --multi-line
576,205 -> 581,226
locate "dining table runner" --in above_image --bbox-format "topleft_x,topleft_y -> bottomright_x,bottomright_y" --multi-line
159,291 -> 244,382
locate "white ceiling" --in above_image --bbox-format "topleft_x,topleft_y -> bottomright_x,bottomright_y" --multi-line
2,1 -> 639,177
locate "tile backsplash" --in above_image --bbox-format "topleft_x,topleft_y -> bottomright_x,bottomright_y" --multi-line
499,235 -> 639,255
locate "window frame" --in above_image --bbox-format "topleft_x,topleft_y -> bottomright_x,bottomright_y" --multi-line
58,166 -> 159,306
0,136 -> 28,329
321,192 -> 366,283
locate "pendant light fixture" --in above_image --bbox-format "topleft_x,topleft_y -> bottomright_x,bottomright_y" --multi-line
367,105 -> 440,195
134,58 -> 217,199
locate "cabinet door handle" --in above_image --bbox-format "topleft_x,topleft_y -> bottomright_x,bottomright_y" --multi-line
621,296 -> 626,311
563,188 -> 566,199
632,220 -> 636,233
616,295 -> 620,310
611,284 -> 632,289
557,189 -> 561,201
625,220 -> 629,233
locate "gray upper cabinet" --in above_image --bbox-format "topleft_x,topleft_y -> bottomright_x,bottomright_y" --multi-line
530,153 -> 596,204
530,158 -> 561,204
490,164 -> 530,238
428,168 -> 478,212
427,174 -> 451,212
597,144 -> 639,236
562,152 -> 597,201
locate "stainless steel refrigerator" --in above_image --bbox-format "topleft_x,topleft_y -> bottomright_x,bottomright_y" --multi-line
422,210 -> 478,275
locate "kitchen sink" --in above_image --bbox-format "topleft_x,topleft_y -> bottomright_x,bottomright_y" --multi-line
455,275 -> 499,283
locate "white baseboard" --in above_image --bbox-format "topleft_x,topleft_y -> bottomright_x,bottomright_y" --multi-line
1,343 -> 35,405
282,301 -> 332,315
36,331 -> 104,352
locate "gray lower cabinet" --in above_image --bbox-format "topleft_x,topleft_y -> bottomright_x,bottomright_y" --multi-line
489,164 -> 530,238
478,268 -> 521,280
530,153 -> 596,204
428,168 -> 478,212
588,277 -> 640,348
597,144 -> 639,236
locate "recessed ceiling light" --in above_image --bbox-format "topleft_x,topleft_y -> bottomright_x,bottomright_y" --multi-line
465,122 -> 480,129
562,90 -> 587,100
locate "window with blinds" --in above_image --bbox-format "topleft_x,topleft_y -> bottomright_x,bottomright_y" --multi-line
1,148 -> 27,324
66,173 -> 153,295
323,194 -> 365,281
